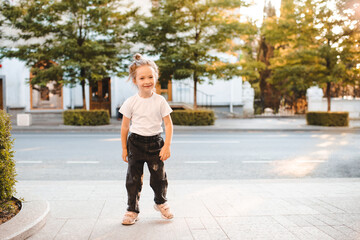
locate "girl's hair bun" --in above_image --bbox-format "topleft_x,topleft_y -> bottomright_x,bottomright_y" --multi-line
133,53 -> 142,61
128,53 -> 159,82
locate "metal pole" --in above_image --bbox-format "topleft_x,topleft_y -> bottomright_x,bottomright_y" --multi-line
230,79 -> 234,113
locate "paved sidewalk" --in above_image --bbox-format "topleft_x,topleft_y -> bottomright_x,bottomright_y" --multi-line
16,179 -> 360,240
10,117 -> 360,133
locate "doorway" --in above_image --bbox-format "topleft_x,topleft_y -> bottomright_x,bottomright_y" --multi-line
30,81 -> 63,109
156,80 -> 172,101
30,62 -> 63,110
90,78 -> 111,115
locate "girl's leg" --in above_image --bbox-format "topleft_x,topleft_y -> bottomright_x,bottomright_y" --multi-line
126,137 -> 145,213
148,158 -> 168,204
147,138 -> 168,205
126,160 -> 144,213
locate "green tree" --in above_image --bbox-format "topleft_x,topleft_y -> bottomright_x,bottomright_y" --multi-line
0,0 -> 136,109
266,0 -> 319,112
268,0 -> 360,111
239,0 -> 290,113
132,0 -> 250,109
314,1 -> 357,111
256,0 -> 281,111
236,19 -> 264,114
337,0 -> 360,96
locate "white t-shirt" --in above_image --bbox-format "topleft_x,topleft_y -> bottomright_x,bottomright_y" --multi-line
119,92 -> 173,136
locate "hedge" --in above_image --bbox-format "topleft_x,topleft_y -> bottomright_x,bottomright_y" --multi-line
171,109 -> 215,126
0,110 -> 17,206
306,111 -> 349,127
63,110 -> 110,126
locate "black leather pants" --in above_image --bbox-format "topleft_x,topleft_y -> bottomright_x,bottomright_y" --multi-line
126,133 -> 168,213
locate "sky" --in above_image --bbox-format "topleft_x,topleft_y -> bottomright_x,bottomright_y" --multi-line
241,0 -> 282,26
129,0 -> 283,25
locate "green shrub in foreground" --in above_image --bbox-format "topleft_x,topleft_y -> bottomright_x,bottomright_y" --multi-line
171,109 -> 215,126
63,109 -> 110,126
306,111 -> 349,127
0,110 -> 17,204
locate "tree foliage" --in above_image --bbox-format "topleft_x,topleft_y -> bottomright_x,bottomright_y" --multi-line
267,0 -> 360,111
132,0 -> 252,108
0,0 -> 136,109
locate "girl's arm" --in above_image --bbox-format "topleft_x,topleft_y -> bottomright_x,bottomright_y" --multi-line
121,116 -> 131,162
159,114 -> 173,161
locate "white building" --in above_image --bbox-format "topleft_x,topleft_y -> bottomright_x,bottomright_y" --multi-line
0,57 -> 246,120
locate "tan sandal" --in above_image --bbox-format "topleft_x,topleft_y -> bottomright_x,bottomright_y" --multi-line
154,203 -> 174,219
122,211 -> 139,225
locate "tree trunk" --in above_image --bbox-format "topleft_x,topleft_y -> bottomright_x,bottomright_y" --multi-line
257,36 -> 280,111
326,82 -> 331,112
80,68 -> 87,110
81,79 -> 86,110
193,73 -> 198,109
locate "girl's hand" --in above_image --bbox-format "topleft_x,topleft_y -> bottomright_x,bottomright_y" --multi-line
159,146 -> 171,161
122,149 -> 128,163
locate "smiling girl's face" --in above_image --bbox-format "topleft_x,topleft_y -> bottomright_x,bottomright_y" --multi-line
133,65 -> 157,98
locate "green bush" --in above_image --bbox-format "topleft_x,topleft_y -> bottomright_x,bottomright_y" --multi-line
0,110 -> 17,204
171,109 -> 215,126
63,110 -> 110,126
306,111 -> 349,126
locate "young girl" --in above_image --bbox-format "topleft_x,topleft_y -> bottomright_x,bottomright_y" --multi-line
119,53 -> 174,225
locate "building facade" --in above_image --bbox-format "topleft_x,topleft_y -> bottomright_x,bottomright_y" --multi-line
0,58 -> 245,119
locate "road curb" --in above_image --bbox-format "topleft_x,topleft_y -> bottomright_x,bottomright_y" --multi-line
0,200 -> 50,240
10,126 -> 360,133
172,127 -> 360,133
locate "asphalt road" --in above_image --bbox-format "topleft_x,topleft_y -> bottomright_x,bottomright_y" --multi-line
12,131 -> 360,180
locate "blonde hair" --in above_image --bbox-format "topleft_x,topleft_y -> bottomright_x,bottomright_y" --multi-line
128,53 -> 159,82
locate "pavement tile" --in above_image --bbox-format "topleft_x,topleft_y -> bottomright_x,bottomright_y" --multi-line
172,196 -> 213,218
285,215 -> 320,227
116,218 -> 177,240
217,224 -> 293,240
90,218 -> 178,240
200,216 -> 222,229
272,215 -> 298,227
54,218 -> 97,240
326,213 -> 360,232
287,226 -> 316,240
48,200 -> 105,219
313,200 -> 347,214
300,214 -> 330,226
191,229 -> 212,240
168,217 -> 194,240
309,203 -> 342,215
229,196 -> 267,216
318,197 -> 360,213
27,216 -> 66,240
282,199 -> 321,215
206,228 -> 229,240
201,198 -> 227,217
312,214 -> 343,226
216,216 -> 276,226
88,186 -> 125,201
332,225 -> 360,239
214,200 -> 240,217
316,225 -> 354,240
12,179 -> 360,240
98,199 -> 126,220
301,226 -> 335,240
89,218 -> 122,240
214,216 -> 292,239
186,217 -> 206,230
